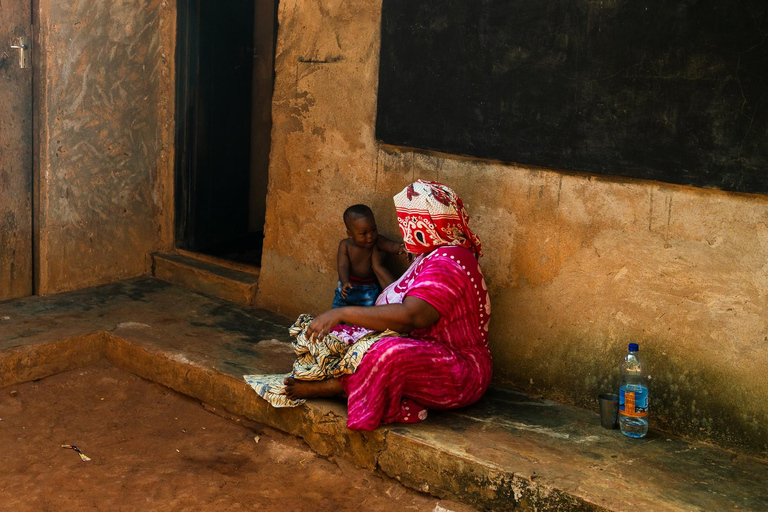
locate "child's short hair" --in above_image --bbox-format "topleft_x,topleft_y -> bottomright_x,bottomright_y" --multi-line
343,204 -> 374,228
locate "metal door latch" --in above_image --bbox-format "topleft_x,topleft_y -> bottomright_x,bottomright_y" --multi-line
10,36 -> 30,69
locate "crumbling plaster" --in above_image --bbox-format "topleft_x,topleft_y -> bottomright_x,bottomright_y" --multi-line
257,0 -> 768,453
35,0 -> 175,294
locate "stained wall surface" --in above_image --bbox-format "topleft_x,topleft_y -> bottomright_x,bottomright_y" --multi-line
35,0 -> 175,294
257,0 -> 768,454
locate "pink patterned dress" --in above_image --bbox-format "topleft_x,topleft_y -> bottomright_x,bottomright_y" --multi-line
337,245 -> 492,430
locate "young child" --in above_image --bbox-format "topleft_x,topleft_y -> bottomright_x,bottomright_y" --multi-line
333,204 -> 404,308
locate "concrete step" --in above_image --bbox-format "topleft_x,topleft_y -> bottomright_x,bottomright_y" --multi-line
152,251 -> 259,307
1,277 -> 767,511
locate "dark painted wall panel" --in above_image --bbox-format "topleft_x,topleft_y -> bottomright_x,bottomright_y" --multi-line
376,0 -> 768,194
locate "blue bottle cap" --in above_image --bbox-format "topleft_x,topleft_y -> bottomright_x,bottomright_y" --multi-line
628,343 -> 639,352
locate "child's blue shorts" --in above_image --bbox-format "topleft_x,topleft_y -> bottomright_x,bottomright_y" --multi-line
332,281 -> 381,308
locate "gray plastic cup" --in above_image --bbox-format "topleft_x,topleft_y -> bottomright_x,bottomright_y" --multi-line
598,393 -> 619,429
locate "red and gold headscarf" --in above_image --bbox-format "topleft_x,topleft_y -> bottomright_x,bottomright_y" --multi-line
394,180 -> 483,257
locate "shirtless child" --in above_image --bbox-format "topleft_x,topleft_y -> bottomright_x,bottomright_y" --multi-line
333,204 -> 404,308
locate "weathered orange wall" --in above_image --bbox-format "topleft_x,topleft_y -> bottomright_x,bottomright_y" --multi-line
35,0 -> 175,294
257,0 -> 768,453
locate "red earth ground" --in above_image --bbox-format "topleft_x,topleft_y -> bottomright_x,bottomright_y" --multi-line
0,361 -> 474,512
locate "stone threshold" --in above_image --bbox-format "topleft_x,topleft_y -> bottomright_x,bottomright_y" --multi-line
1,278 -> 767,511
152,251 -> 260,307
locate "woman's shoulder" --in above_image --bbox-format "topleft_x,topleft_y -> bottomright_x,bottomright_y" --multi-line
431,245 -> 475,257
406,245 -> 487,317
423,246 -> 476,265
412,246 -> 479,280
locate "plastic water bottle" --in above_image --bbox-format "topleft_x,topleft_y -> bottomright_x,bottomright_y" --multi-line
619,343 -> 649,438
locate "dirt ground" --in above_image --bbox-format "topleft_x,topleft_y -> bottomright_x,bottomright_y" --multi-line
0,361 -> 474,512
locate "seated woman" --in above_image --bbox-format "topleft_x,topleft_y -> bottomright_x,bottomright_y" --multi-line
284,180 -> 492,430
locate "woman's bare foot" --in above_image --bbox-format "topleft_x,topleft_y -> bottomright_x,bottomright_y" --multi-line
284,377 -> 343,400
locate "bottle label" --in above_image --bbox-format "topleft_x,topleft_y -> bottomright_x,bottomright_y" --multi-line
619,384 -> 648,418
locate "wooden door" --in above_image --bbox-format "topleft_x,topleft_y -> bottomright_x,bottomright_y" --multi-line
0,1 -> 33,300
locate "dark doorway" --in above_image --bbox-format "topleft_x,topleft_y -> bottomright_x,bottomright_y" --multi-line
174,0 -> 278,266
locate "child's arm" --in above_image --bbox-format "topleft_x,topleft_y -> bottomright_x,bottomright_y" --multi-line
337,240 -> 353,298
377,235 -> 406,255
372,245 -> 396,290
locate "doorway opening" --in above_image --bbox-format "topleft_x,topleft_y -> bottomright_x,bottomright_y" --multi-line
174,0 -> 278,267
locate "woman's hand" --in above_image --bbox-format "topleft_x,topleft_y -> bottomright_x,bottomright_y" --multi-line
306,308 -> 345,342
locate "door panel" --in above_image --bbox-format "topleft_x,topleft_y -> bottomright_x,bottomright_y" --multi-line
0,1 -> 33,300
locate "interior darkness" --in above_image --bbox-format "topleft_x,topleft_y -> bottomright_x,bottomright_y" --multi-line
175,0 -> 277,265
376,0 -> 768,195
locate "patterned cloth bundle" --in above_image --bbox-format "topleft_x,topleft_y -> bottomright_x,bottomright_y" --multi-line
244,314 -> 399,408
